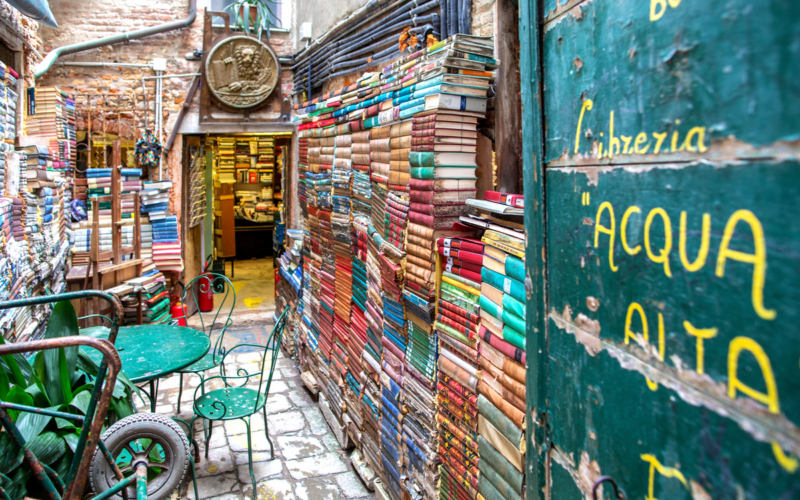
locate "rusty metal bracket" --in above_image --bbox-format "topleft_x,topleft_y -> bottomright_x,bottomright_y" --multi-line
592,476 -> 627,500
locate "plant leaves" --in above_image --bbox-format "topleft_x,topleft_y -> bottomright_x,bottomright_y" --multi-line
24,382 -> 51,408
42,302 -> 80,407
0,335 -> 26,387
58,349 -> 73,405
61,430 -> 80,453
0,432 -> 24,472
3,386 -> 33,421
32,352 -> 54,407
27,430 -> 67,465
70,390 -> 91,414
0,362 -> 9,399
16,409 -> 53,442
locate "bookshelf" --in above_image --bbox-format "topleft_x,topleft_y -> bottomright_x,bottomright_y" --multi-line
211,134 -> 290,261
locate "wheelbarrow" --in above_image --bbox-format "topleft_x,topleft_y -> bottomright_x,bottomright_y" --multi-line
0,291 -> 192,500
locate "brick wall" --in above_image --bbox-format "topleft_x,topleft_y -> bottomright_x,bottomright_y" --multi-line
472,0 -> 495,36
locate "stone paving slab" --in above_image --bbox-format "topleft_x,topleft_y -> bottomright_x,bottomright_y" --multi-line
131,325 -> 375,500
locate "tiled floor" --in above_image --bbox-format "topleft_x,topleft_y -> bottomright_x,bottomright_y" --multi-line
134,324 -> 374,500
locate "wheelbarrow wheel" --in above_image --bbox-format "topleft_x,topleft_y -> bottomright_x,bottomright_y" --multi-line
90,413 -> 191,500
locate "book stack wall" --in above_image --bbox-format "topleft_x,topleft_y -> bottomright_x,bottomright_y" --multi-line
451,209 -> 526,500
434,236 -> 483,499
331,130 -> 353,427
293,33 -> 498,498
0,153 -> 31,343
0,63 -> 18,142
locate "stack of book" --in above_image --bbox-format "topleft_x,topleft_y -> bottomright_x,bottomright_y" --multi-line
0,62 -> 18,142
460,201 -> 527,500
26,87 -> 67,140
140,180 -> 171,220
435,235 -> 484,499
217,137 -> 236,183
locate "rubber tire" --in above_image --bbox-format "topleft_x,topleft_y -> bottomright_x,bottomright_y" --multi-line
90,413 -> 191,500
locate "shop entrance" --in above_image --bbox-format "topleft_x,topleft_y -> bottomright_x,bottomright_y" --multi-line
182,132 -> 292,317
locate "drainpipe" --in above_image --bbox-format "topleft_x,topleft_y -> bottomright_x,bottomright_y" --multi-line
34,0 -> 197,79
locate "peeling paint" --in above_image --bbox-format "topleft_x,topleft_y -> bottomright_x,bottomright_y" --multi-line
550,306 -> 602,356
551,446 -> 604,500
548,136 -> 800,169
690,480 -> 712,500
549,312 -> 800,455
585,296 -> 599,312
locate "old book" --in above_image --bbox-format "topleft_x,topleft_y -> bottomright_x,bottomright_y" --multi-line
410,202 -> 472,217
410,166 -> 476,179
409,151 -> 477,167
424,93 -> 488,113
410,189 -> 475,204
410,178 -> 477,191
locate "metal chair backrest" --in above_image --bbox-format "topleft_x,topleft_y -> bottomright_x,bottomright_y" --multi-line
252,308 -> 289,412
178,272 -> 236,366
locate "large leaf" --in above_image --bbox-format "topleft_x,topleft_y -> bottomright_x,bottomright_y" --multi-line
16,409 -> 53,442
70,390 -> 91,414
24,382 -> 50,408
61,430 -> 80,453
76,349 -> 138,399
0,335 -> 26,387
4,463 -> 30,500
0,362 -> 9,399
58,349 -> 73,404
27,431 -> 67,465
45,301 -> 80,374
3,386 -> 33,421
41,302 -> 80,407
0,432 -> 24,472
32,353 -> 54,407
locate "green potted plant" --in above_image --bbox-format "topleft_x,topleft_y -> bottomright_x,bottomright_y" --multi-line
0,302 -> 138,500
226,0 -> 282,39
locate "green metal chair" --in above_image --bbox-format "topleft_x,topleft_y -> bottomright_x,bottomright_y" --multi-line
188,308 -> 289,500
173,272 -> 236,413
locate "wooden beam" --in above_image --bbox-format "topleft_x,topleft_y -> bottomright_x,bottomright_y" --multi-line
494,0 -> 523,194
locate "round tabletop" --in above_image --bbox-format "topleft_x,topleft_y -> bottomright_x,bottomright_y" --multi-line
81,324 -> 210,384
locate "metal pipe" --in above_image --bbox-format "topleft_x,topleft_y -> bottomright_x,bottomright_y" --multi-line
156,71 -> 163,180
34,0 -> 197,79
142,73 -> 201,80
57,62 -> 154,69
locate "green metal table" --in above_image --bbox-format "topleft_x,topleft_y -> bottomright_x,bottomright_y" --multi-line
82,324 -> 211,412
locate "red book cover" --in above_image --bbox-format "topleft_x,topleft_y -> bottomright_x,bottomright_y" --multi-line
443,265 -> 482,284
436,246 -> 483,265
443,258 -> 483,274
409,178 -> 435,192
438,299 -> 481,324
484,190 -> 524,208
437,237 -> 485,254
248,171 -> 258,183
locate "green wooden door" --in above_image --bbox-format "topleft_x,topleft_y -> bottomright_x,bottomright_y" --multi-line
519,0 -> 800,498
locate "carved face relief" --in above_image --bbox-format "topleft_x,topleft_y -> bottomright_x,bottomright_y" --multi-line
205,36 -> 280,109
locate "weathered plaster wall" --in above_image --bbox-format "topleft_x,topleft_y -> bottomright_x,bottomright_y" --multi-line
291,0 -> 369,50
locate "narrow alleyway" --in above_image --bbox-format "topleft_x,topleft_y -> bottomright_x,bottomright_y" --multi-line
134,323 -> 374,500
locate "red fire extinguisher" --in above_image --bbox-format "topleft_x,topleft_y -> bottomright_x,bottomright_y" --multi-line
170,281 -> 187,326
198,255 -> 215,313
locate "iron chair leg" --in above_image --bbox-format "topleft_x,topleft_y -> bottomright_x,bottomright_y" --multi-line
244,417 -> 256,500
262,406 -> 274,460
177,373 -> 184,413
205,418 -> 214,459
